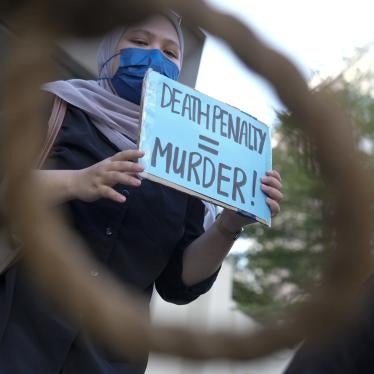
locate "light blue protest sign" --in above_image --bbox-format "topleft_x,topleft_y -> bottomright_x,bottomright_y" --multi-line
138,70 -> 272,226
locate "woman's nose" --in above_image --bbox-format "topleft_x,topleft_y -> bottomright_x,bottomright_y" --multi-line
149,42 -> 163,51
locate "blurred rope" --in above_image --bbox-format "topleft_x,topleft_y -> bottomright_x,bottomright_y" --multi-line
0,0 -> 372,363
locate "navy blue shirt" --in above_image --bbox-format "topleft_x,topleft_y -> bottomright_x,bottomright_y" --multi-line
0,104 -> 219,373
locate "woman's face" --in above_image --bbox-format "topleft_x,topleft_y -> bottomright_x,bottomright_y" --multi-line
111,15 -> 182,75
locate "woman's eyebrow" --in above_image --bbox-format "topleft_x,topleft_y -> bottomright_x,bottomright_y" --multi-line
127,29 -> 180,51
126,29 -> 150,38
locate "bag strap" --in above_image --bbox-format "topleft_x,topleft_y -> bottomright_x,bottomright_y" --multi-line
38,96 -> 67,167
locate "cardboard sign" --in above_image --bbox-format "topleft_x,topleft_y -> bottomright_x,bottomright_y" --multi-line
138,70 -> 272,226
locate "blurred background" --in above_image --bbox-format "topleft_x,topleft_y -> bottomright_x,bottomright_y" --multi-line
150,1 -> 374,372
1,0 -> 373,372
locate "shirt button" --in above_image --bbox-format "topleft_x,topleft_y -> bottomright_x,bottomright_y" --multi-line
105,227 -> 113,236
122,189 -> 130,197
90,270 -> 99,277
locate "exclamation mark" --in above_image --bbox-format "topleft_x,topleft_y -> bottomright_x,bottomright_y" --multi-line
251,170 -> 257,206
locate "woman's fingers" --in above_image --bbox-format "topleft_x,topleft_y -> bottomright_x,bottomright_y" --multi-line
92,152 -> 145,203
262,170 -> 283,218
261,183 -> 283,202
110,161 -> 144,174
266,169 -> 281,182
266,198 -> 280,217
261,175 -> 282,191
76,151 -> 145,203
98,185 -> 127,203
111,149 -> 144,162
105,171 -> 142,187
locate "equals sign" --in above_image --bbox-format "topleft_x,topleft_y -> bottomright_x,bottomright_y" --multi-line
198,135 -> 220,156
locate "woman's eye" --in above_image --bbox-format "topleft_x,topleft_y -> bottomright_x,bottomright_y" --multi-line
132,39 -> 148,46
164,50 -> 177,59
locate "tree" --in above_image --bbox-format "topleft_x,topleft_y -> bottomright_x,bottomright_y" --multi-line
232,47 -> 374,322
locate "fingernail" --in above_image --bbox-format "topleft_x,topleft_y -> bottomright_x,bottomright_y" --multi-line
135,179 -> 141,186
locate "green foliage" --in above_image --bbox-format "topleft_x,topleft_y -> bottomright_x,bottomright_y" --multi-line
232,48 -> 374,322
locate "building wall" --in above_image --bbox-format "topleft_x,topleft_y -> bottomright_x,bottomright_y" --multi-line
147,260 -> 293,374
0,20 -> 206,87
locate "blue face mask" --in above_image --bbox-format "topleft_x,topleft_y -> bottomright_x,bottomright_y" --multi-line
111,48 -> 180,105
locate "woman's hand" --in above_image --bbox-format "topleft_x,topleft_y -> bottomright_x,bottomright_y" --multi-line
73,149 -> 145,203
261,169 -> 283,218
220,169 -> 283,230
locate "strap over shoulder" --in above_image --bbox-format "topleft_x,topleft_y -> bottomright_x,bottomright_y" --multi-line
38,96 -> 67,167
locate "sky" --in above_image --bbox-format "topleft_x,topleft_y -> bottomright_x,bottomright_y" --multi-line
196,0 -> 374,254
196,0 -> 374,126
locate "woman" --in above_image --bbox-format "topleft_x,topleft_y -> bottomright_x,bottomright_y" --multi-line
0,11 -> 283,373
